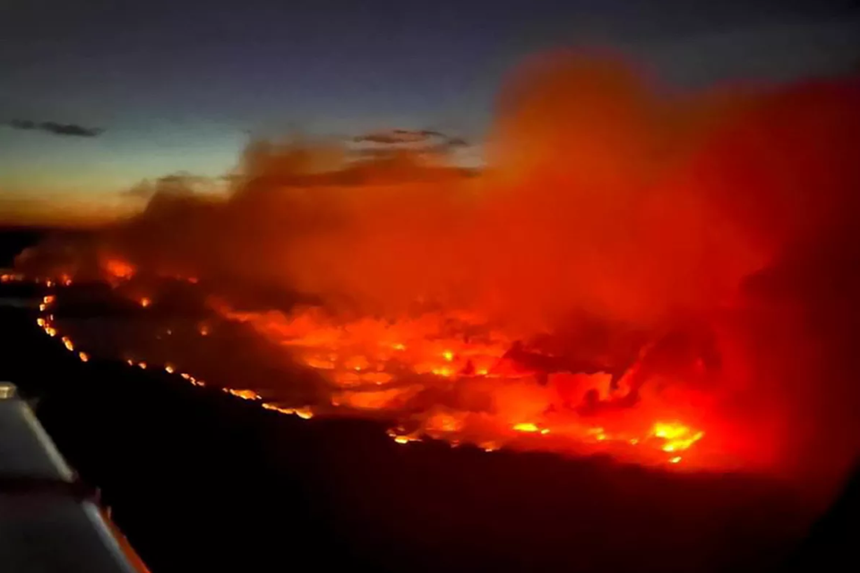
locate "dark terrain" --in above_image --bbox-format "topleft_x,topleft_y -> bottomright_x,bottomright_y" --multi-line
1,228 -> 856,573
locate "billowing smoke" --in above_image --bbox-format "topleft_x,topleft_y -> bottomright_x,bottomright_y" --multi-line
17,51 -> 860,501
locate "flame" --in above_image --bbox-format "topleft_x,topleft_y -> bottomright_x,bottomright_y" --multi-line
513,422 -> 540,433
224,388 -> 262,401
104,258 -> 135,281
294,406 -> 314,419
212,302 -> 714,467
31,249 -> 714,470
651,422 -> 705,453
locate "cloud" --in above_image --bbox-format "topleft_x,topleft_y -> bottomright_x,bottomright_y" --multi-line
4,119 -> 104,137
353,129 -> 467,147
354,129 -> 428,144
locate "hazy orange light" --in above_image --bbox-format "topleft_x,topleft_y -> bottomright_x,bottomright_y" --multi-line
104,259 -> 135,280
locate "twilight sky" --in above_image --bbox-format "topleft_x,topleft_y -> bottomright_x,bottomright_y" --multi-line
1,0 -> 859,224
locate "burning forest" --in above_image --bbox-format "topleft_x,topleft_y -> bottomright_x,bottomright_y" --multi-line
14,52 -> 860,503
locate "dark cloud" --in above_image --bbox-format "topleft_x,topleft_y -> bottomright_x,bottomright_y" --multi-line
353,129 -> 467,147
354,129 -> 429,144
4,119 -> 104,137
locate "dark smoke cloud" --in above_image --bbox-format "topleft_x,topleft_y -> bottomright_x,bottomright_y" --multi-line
4,119 -> 104,137
353,128 -> 467,147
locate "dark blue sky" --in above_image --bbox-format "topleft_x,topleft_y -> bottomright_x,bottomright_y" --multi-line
1,0 -> 858,220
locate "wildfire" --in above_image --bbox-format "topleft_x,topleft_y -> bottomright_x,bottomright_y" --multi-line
24,264 -> 719,472
210,302 -> 714,467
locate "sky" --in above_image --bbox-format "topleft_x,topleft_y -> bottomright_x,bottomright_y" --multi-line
1,0 -> 859,224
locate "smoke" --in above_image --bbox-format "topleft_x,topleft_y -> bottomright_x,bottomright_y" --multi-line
17,50 -> 860,499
